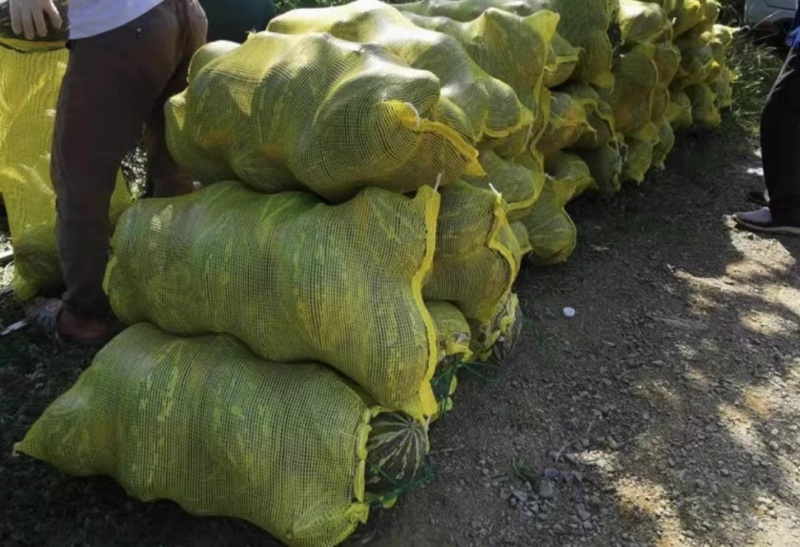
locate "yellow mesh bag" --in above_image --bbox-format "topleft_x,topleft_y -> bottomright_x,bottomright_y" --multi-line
651,118 -> 675,169
520,178 -> 576,265
673,42 -> 720,90
711,67 -> 735,110
558,82 -> 617,151
536,91 -> 594,158
166,31 -> 483,202
463,149 -> 545,221
267,0 -> 532,149
621,134 -> 655,183
638,0 -> 677,12
650,42 -> 681,124
672,0 -> 707,37
601,42 -> 659,135
401,9 -> 559,137
667,88 -> 694,129
106,182 -> 440,418
577,142 -> 623,194
548,0 -> 618,89
546,150 -> 594,203
512,220 -> 533,255
14,323 -> 425,547
0,47 -> 131,300
544,32 -> 581,88
423,180 -> 521,345
618,0 -> 671,45
428,301 -> 472,418
685,82 -> 721,127
399,0 -> 616,89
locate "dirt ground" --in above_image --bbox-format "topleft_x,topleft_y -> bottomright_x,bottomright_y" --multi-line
3,119 -> 800,546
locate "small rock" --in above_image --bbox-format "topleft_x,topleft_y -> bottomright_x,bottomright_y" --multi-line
509,497 -> 518,508
513,489 -> 529,503
553,524 -> 565,534
539,480 -> 555,499
588,495 -> 602,508
771,428 -> 779,436
499,489 -> 511,501
695,479 -> 706,489
642,412 -> 651,421
769,441 -> 780,451
583,520 -> 594,530
720,468 -> 730,477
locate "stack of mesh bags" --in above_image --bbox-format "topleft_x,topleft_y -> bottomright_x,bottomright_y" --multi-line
15,11 -> 530,545
669,0 -> 736,129
0,45 -> 131,299
392,0 -> 620,265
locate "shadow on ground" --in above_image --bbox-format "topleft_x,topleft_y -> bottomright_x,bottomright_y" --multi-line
370,121 -> 800,547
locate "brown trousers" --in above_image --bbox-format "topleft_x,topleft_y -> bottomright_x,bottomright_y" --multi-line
51,0 -> 207,320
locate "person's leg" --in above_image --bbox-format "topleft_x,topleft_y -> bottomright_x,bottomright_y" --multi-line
733,47 -> 800,235
48,1 -> 196,340
762,47 -> 800,225
144,0 -> 207,198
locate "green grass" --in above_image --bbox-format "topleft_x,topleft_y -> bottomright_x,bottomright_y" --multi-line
726,35 -> 784,137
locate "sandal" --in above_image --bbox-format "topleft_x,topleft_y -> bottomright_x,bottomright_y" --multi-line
25,298 -> 112,348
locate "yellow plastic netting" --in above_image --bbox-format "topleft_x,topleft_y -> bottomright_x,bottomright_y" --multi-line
547,0 -> 619,89
621,133 -> 656,183
424,180 -> 521,344
557,82 -> 617,151
166,31 -> 483,202
14,323 -> 391,547
546,151 -> 595,202
684,82 -> 721,127
428,301 -> 472,417
537,91 -> 594,158
520,151 -> 591,265
398,0 -> 618,89
512,220 -> 533,255
601,42 -> 659,136
0,47 -> 131,299
267,0 -> 533,150
544,31 -> 581,88
672,0 -> 708,37
521,180 -> 576,265
401,8 -> 559,140
651,41 -> 682,124
618,0 -> 671,45
667,88 -> 695,129
106,182 -> 440,418
577,141 -> 623,195
463,148 -> 545,221
651,118 -> 675,168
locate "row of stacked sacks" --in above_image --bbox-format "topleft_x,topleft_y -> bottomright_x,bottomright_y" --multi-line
394,0 -> 736,264
14,6 -> 528,546
11,0 -> 735,545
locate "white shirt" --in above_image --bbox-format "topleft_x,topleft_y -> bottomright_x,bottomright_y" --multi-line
68,0 -> 166,39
